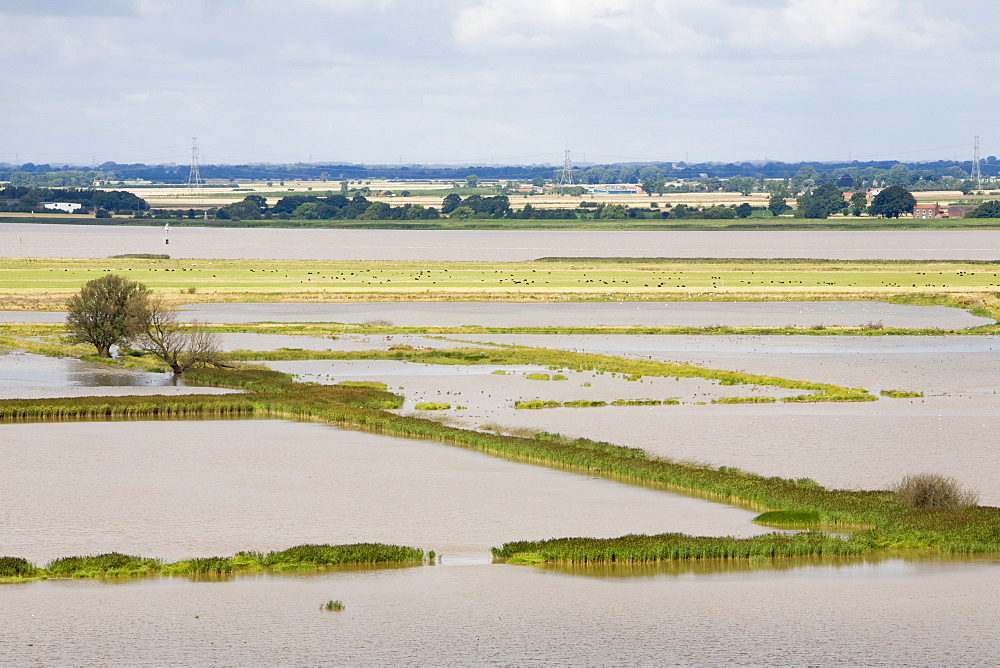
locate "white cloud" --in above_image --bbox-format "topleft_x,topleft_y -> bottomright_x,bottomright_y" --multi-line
729,0 -> 970,53
453,0 -> 714,55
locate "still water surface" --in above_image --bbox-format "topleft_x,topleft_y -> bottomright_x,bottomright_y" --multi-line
0,419 -> 767,564
179,300 -> 990,328
4,222 -> 1000,260
3,329 -> 999,663
2,560 -> 998,664
0,351 -> 235,399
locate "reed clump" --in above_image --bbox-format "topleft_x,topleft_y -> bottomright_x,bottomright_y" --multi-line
46,553 -> 162,578
713,396 -> 777,404
0,556 -> 37,578
2,543 -> 425,582
492,532 -> 862,564
262,543 -> 424,568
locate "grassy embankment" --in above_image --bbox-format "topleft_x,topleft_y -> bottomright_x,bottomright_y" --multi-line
1,364 -> 997,570
1,257 -> 999,336
6,214 -> 1000,231
0,543 -> 427,583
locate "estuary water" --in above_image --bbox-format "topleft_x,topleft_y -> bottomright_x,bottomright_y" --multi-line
178,300 -> 991,328
0,350 -> 236,399
9,299 -> 989,328
2,559 -> 999,665
3,322 -> 1000,663
0,420 -> 768,565
5,222 -> 1000,260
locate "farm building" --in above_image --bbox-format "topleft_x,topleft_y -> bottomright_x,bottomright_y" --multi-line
912,203 -> 941,219
946,205 -> 977,219
589,185 -> 639,194
41,202 -> 83,213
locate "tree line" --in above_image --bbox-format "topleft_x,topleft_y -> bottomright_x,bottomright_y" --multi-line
4,156 -> 997,186
212,194 -> 441,221
0,186 -> 149,213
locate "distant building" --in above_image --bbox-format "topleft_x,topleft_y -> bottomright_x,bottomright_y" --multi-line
589,185 -> 639,194
946,205 -> 978,219
41,202 -> 83,213
912,203 -> 941,219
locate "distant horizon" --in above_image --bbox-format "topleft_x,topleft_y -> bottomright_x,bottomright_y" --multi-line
0,155 -> 992,171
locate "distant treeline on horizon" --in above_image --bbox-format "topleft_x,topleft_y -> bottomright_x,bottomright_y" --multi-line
1,157 -> 998,185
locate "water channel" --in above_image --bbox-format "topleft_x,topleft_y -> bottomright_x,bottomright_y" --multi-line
5,222 -> 1000,260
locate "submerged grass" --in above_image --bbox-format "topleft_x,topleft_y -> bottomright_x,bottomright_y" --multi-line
227,345 -> 872,402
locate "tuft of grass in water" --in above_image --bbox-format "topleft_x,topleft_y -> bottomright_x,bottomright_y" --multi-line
46,553 -> 162,578
414,402 -> 451,410
322,600 -> 345,612
263,543 -> 424,568
337,380 -> 388,390
880,389 -> 924,398
713,396 -> 777,404
493,532 -> 862,564
0,556 -> 38,578
514,399 -> 561,409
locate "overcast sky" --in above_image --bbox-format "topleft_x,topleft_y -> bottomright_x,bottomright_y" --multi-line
2,0 -> 998,167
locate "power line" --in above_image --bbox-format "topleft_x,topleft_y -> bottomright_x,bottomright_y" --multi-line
971,135 -> 982,189
187,137 -> 202,190
556,148 -> 573,184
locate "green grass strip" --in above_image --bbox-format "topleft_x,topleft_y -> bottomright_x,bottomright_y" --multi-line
1,543 -> 425,582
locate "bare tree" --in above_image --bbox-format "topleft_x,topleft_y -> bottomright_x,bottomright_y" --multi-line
133,296 -> 228,375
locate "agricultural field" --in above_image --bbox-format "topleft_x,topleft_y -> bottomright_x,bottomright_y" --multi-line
4,258 -> 1000,310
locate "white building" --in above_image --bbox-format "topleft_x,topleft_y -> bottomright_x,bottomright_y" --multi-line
42,202 -> 83,213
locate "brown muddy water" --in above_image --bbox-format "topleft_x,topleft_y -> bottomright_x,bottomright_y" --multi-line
0,419 -> 768,565
178,300 -> 991,328
3,333 -> 1000,664
2,560 -> 998,664
5,222 -> 1000,260
0,350 -> 236,399
266,332 -> 1000,506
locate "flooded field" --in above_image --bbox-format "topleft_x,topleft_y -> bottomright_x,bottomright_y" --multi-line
5,222 -> 1000,260
2,560 -> 998,664
462,333 -> 1000,394
3,319 -> 1000,663
0,419 -> 768,565
0,350 -> 236,399
180,300 -> 991,328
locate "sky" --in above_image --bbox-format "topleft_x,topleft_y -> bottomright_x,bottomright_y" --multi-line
2,0 -> 998,167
